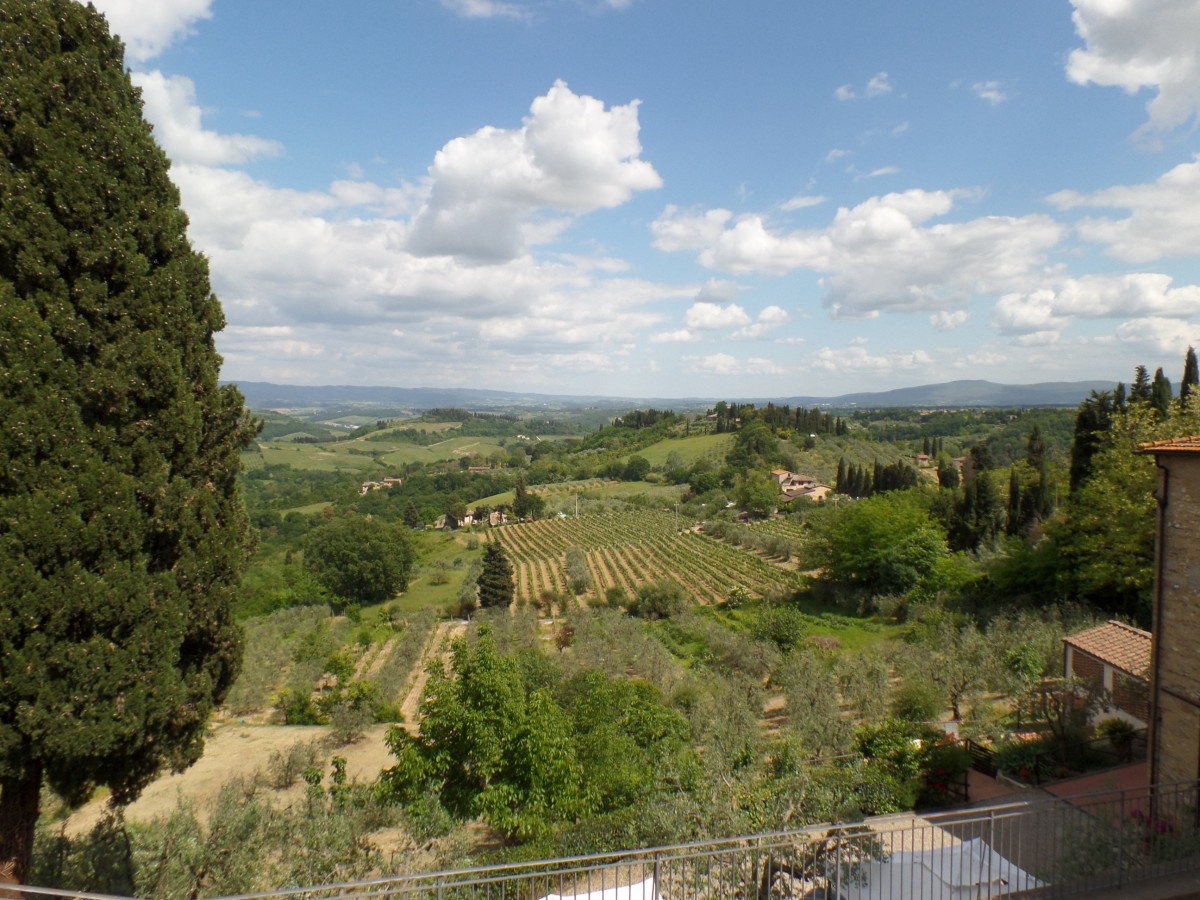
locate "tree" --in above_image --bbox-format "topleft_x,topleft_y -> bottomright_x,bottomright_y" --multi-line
0,2 -> 256,882
1151,367 -> 1172,419
1131,365 -> 1152,403
807,489 -> 950,597
736,470 -> 780,517
1182,346 -> 1199,407
302,516 -> 414,605
477,543 -> 514,609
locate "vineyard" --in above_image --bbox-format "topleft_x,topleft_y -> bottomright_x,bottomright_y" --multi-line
488,510 -> 800,607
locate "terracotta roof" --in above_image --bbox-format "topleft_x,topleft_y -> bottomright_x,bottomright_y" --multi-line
1138,435 -> 1200,454
1064,620 -> 1151,678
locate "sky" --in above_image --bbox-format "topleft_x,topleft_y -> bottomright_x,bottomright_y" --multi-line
86,0 -> 1200,399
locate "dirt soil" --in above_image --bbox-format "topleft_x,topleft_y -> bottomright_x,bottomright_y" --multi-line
62,722 -> 398,836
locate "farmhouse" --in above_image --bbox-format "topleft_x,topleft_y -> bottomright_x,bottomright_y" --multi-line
1138,435 -> 1200,786
771,469 -> 832,503
1063,620 -> 1151,726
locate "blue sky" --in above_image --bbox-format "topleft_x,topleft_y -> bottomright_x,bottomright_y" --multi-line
90,0 -> 1200,398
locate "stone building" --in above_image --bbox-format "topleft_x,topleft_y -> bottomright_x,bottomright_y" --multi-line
1139,435 -> 1200,786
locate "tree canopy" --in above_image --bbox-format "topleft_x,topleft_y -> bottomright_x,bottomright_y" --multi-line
302,516 -> 414,605
0,0 -> 254,881
477,543 -> 515,609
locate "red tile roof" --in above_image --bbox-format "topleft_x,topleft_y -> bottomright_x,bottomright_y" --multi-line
1064,620 -> 1151,679
1138,435 -> 1200,454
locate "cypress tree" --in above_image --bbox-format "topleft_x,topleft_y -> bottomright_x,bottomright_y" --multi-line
1131,365 -> 1152,403
1181,346 -> 1199,406
0,1 -> 254,880
1151,367 -> 1172,419
478,543 -> 515,609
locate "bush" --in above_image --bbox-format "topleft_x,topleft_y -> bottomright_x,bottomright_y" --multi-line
891,680 -> 944,725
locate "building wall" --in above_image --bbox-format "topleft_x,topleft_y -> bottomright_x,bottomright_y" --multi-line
1152,452 -> 1200,785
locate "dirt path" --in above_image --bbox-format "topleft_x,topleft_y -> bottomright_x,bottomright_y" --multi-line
398,620 -> 467,730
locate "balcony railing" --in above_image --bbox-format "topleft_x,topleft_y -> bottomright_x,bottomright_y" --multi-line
13,780 -> 1200,900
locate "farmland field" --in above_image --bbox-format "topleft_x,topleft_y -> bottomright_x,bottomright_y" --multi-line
487,510 -> 800,607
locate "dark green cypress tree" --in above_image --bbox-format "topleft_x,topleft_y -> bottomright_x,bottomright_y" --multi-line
1181,346 -> 1199,407
836,457 -> 847,494
0,1 -> 254,880
1131,365 -> 1152,403
1151,367 -> 1172,419
1007,468 -> 1023,536
477,543 -> 515,609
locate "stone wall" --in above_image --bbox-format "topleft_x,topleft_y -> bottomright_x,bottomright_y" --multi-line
1152,452 -> 1200,785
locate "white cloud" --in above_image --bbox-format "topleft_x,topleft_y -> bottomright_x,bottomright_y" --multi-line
89,0 -> 213,63
990,273 -> 1200,340
1116,316 -> 1200,354
781,194 -> 827,211
972,80 -> 1009,105
812,343 -> 934,374
653,188 -> 1062,316
685,302 -> 752,330
930,309 -> 969,330
733,305 -> 790,339
133,71 -> 283,166
859,166 -> 900,180
682,353 -> 783,376
825,148 -> 852,162
1049,155 -> 1200,262
834,71 -> 893,101
650,330 -> 698,343
408,81 -> 661,261
686,353 -> 740,375
440,0 -> 525,19
991,290 -> 1072,336
867,72 -> 894,97
1067,0 -> 1200,136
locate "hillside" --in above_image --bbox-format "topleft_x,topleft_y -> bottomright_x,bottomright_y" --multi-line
230,379 -> 1117,414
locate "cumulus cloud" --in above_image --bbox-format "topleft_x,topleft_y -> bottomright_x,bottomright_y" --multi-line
733,305 -> 790,339
653,188 -> 1062,316
1049,155 -> 1200,262
685,302 -> 752,330
143,73 -> 689,390
440,0 -> 525,19
407,81 -> 662,260
1067,0 -> 1200,136
930,309 -> 969,330
134,72 -> 283,166
650,329 -> 698,343
812,343 -> 934,374
683,353 -> 784,376
972,81 -> 1009,105
90,0 -> 212,63
1116,316 -> 1200,354
989,273 -> 1200,344
835,72 -> 894,101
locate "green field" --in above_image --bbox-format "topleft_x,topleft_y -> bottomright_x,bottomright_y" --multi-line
256,433 -> 513,471
636,432 -> 733,467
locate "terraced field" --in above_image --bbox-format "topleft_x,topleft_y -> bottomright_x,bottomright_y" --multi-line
488,510 -> 800,607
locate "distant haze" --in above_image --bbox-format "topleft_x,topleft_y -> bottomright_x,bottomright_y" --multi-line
232,379 -> 1117,413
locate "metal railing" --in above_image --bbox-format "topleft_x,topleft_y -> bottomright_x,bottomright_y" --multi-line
13,780 -> 1200,900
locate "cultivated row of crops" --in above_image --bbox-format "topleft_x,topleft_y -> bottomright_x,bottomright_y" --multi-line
489,510 -> 800,607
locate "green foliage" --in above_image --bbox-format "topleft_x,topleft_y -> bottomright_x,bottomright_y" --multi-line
379,626 -> 695,844
0,0 -> 257,877
1053,398 -> 1200,624
477,542 -> 514,609
302,515 -> 414,605
807,489 -> 949,597
629,579 -> 691,620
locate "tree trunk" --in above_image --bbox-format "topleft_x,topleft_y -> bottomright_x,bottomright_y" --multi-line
0,764 -> 42,889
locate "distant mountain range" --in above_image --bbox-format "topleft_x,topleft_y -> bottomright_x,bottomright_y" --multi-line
230,379 -> 1118,413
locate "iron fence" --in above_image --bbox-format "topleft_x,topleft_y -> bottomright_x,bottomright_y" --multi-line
12,780 -> 1200,900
